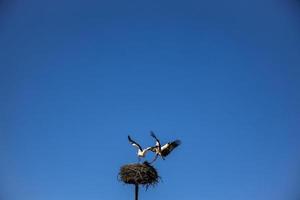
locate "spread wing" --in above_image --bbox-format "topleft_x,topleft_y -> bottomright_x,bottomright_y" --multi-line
150,131 -> 161,150
128,135 -> 142,151
161,140 -> 181,157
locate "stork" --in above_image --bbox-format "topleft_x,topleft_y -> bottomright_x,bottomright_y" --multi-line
150,131 -> 181,163
128,135 -> 152,162
150,131 -> 162,162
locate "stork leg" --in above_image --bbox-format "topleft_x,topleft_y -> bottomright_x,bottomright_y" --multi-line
150,154 -> 159,164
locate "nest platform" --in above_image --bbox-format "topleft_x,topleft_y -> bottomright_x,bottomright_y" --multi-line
119,162 -> 160,187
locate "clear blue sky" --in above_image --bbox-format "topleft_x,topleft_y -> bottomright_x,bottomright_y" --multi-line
1,0 -> 300,200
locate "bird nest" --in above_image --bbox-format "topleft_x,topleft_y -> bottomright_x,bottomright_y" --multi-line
119,162 -> 160,188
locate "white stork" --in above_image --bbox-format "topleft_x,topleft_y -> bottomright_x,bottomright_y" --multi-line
128,135 -> 152,162
150,131 -> 181,163
150,131 -> 161,161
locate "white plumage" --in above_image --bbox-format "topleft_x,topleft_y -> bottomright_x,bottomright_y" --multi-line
128,135 -> 152,162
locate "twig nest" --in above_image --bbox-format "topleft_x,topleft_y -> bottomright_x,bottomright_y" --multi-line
119,162 -> 159,187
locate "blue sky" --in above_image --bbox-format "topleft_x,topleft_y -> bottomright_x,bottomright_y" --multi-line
1,0 -> 300,200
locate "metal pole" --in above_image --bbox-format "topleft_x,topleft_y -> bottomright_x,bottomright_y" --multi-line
135,184 -> 139,200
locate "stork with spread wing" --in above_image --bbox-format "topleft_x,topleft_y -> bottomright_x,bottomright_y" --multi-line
128,135 -> 152,162
150,131 -> 181,163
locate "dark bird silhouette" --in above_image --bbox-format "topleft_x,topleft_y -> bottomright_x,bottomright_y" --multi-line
149,132 -> 181,163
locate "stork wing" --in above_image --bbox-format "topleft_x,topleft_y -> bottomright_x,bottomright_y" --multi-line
148,146 -> 158,152
128,135 -> 142,151
150,131 -> 161,149
161,140 -> 181,157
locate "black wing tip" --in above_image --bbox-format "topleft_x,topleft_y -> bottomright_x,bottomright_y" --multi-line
150,131 -> 157,139
174,140 -> 181,145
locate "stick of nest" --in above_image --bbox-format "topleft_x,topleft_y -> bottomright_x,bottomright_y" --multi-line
118,162 -> 160,188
